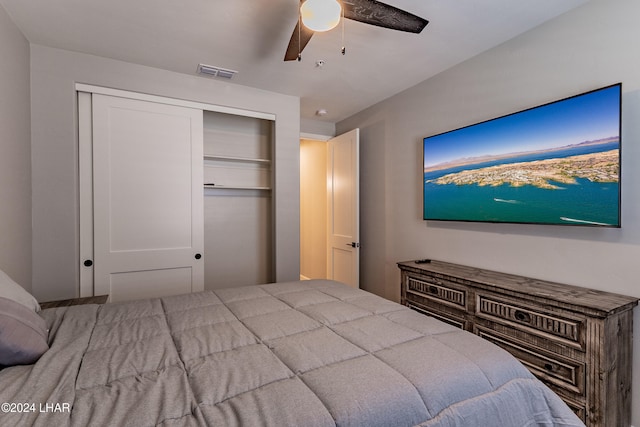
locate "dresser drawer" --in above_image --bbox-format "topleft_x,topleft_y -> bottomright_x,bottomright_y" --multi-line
406,275 -> 466,309
563,399 -> 587,424
407,302 -> 468,330
475,293 -> 586,350
476,326 -> 585,396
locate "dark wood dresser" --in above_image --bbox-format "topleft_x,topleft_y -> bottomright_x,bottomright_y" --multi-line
398,260 -> 638,427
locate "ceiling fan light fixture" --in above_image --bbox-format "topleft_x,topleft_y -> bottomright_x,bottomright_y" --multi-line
300,0 -> 342,32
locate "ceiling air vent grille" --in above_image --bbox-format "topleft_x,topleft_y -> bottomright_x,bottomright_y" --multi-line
197,64 -> 238,79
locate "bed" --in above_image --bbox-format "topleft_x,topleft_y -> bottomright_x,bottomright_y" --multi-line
1,278 -> 585,426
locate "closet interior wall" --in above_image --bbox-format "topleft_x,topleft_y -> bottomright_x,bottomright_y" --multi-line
203,111 -> 274,289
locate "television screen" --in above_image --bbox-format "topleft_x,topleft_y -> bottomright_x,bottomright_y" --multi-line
423,83 -> 621,227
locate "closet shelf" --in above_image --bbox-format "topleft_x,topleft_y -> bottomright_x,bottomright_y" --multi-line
204,184 -> 271,191
203,154 -> 271,164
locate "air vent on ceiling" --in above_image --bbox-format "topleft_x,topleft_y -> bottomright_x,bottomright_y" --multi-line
197,63 -> 238,79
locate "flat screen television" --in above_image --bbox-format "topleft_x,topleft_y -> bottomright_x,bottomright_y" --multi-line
423,83 -> 621,227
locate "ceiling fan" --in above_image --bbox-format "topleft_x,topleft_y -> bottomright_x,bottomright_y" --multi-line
284,0 -> 429,61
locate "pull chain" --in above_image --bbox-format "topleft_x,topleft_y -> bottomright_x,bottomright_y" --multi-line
298,12 -> 302,61
341,5 -> 346,55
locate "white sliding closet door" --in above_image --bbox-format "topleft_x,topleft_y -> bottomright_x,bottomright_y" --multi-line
91,94 -> 204,302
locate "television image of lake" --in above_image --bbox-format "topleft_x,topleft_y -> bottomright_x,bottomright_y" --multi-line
422,84 -> 621,226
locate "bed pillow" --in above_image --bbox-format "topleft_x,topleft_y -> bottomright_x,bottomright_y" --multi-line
0,297 -> 49,367
0,269 -> 40,312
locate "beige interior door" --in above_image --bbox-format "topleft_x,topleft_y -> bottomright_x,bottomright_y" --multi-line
91,94 -> 204,301
326,129 -> 360,288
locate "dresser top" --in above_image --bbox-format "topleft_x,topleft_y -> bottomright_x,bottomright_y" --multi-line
398,260 -> 638,316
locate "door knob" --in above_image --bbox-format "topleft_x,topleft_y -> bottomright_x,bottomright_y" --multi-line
83,259 -> 93,267
345,242 -> 360,248
195,253 -> 202,260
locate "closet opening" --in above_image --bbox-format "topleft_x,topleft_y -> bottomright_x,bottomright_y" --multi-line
203,111 -> 274,290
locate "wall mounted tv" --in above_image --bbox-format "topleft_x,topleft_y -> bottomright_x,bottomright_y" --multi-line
423,83 -> 621,227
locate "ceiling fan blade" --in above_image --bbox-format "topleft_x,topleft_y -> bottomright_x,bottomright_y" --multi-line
343,0 -> 428,33
284,18 -> 315,61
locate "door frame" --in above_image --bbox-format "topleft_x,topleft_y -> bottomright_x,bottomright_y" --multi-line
299,129 -> 360,288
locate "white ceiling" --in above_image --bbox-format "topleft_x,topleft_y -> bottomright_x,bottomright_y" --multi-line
1,0 -> 588,123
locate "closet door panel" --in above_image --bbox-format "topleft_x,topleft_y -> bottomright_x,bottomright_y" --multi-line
92,94 -> 203,301
108,268 -> 193,303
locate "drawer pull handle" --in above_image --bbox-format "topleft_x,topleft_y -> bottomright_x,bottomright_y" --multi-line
428,286 -> 439,294
544,363 -> 554,372
514,310 -> 531,323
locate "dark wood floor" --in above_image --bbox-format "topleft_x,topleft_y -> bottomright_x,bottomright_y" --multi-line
40,295 -> 108,309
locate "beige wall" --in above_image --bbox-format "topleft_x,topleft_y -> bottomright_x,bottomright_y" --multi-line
300,139 -> 327,279
337,1 -> 640,424
30,44 -> 300,301
301,118 -> 335,139
0,5 -> 31,291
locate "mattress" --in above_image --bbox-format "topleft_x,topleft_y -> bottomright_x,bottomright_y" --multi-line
0,279 -> 584,426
